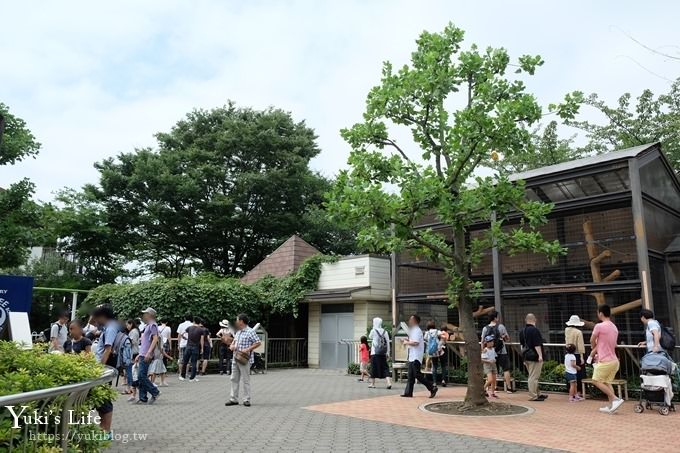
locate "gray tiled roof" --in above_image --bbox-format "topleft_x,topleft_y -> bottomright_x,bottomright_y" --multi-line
509,143 -> 658,182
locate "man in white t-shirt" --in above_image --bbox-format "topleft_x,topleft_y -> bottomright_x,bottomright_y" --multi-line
176,313 -> 193,370
639,309 -> 661,353
400,314 -> 437,399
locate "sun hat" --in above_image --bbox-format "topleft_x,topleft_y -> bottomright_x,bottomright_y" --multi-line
219,319 -> 230,328
565,315 -> 584,327
141,307 -> 157,316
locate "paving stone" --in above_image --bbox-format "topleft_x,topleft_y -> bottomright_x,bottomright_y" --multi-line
107,369 -> 555,452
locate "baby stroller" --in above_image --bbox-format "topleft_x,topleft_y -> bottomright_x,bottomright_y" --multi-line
250,352 -> 266,374
634,352 -> 676,416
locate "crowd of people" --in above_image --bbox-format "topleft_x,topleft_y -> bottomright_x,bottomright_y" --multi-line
358,306 -> 672,415
45,304 -> 263,438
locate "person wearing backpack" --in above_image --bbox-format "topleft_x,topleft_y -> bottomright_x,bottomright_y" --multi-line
48,311 -> 69,352
91,304 -> 120,438
368,317 -> 392,389
137,307 -> 162,405
425,320 -> 445,388
638,309 -> 662,353
481,310 -> 515,394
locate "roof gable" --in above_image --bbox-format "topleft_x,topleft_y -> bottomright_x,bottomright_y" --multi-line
240,235 -> 320,284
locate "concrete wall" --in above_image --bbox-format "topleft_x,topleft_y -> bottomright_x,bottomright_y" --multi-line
316,256 -> 391,301
308,302 -> 321,367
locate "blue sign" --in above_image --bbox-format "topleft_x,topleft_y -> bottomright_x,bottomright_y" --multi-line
0,275 -> 33,337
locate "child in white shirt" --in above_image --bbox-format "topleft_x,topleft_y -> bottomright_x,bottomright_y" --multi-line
564,343 -> 583,402
482,335 -> 498,398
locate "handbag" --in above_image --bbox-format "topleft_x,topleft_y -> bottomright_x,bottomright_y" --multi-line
235,350 -> 250,365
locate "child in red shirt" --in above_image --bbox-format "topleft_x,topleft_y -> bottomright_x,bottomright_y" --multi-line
358,336 -> 370,382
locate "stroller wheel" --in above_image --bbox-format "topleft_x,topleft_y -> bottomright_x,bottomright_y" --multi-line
658,406 -> 670,416
634,404 -> 644,413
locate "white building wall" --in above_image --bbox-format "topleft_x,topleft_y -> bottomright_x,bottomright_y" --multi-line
308,302 -> 321,367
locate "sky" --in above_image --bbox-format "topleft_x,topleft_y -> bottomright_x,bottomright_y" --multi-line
1,0 -> 679,201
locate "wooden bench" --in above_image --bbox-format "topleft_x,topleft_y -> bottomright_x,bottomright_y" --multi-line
392,362 -> 408,381
582,378 -> 629,400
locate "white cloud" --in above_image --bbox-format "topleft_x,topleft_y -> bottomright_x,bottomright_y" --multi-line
1,0 -> 678,200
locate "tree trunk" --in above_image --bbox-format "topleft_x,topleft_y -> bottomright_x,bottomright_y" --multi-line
452,227 -> 488,408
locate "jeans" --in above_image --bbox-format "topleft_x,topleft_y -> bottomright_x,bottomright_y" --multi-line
431,355 -> 448,384
218,345 -> 233,374
126,362 -> 134,386
525,360 -> 544,399
230,360 -> 252,403
138,359 -> 159,402
403,360 -> 434,396
180,344 -> 200,380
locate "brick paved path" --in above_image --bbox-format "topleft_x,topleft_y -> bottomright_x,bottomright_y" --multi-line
108,369 -> 555,452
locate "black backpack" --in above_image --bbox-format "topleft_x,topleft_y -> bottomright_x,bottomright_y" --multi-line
659,323 -> 677,351
374,330 -> 388,355
488,324 -> 504,354
42,323 -> 63,343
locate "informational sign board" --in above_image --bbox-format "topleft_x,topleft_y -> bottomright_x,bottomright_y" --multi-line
9,311 -> 33,349
0,275 -> 34,338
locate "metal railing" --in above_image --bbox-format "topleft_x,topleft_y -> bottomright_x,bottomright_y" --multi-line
0,366 -> 117,452
267,338 -> 307,367
440,341 -> 680,386
167,337 -> 307,368
340,339 -> 362,366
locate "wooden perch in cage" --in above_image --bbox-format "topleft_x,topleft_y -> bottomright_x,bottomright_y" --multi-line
472,305 -> 495,318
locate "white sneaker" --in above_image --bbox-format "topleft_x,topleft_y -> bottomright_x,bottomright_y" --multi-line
178,377 -> 185,381
609,398 -> 624,414
598,405 -> 610,413
190,378 -> 199,382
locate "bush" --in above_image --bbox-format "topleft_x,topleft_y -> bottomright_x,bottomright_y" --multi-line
347,363 -> 360,375
0,342 -> 117,452
84,255 -> 336,324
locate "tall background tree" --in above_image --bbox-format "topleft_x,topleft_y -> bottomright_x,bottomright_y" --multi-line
0,103 -> 43,269
61,103 -> 357,278
328,24 -> 581,408
570,78 -> 680,170
497,120 -> 580,173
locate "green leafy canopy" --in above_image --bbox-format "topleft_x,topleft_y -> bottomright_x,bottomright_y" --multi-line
83,254 -> 336,325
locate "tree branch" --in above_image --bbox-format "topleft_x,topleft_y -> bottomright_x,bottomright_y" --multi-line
406,228 -> 455,259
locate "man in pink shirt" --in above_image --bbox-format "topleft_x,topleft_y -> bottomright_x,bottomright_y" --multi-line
589,304 -> 623,414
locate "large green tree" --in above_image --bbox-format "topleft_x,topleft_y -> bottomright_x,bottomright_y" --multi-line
328,24 -> 581,407
69,103 -> 334,277
569,78 -> 680,169
497,120 -> 580,173
0,103 -> 43,268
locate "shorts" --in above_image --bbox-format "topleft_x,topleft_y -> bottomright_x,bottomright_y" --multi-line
592,360 -> 619,384
202,346 -> 212,360
360,361 -> 368,372
483,363 -> 497,375
565,372 -> 577,382
496,354 -> 512,372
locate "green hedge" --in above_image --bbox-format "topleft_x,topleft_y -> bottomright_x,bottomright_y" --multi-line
0,342 -> 117,452
84,255 -> 336,324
